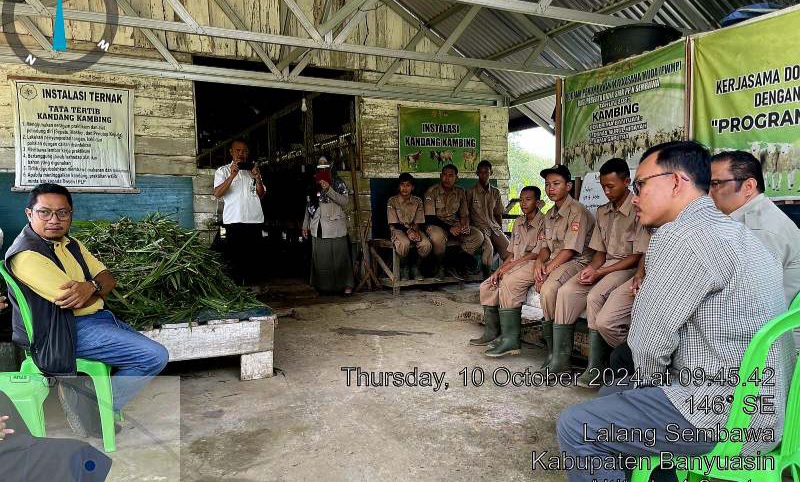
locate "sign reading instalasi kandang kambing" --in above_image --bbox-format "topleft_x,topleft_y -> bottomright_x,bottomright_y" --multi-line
561,40 -> 686,178
12,80 -> 135,191
398,106 -> 480,173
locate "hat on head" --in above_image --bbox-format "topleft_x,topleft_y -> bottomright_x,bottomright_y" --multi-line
540,164 -> 572,182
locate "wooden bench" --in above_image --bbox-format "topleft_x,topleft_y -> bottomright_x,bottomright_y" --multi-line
369,239 -> 483,295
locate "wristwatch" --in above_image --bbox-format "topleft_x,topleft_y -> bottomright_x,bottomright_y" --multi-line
90,279 -> 102,294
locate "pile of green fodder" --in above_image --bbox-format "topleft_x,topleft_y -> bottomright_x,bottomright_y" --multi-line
73,214 -> 263,330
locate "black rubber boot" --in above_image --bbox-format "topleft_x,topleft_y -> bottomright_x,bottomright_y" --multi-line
539,320 -> 554,369
481,264 -> 492,279
470,305 -> 501,346
548,323 -> 575,373
484,307 -> 521,357
576,330 -> 609,388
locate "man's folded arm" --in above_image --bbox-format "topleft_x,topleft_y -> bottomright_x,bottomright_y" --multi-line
9,252 -> 74,303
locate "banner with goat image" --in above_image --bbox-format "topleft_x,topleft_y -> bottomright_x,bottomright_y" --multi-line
693,7 -> 800,200
398,106 -> 480,173
561,40 -> 686,178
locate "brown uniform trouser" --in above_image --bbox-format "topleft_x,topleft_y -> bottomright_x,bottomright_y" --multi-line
554,261 -> 636,329
391,230 -> 433,258
426,225 -> 484,257
479,260 -> 537,309
593,277 -> 636,347
536,260 -> 585,322
479,229 -> 510,267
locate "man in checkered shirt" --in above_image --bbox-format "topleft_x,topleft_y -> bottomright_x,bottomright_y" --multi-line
555,141 -> 794,482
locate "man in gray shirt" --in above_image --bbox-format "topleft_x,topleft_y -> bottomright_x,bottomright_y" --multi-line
556,141 -> 794,482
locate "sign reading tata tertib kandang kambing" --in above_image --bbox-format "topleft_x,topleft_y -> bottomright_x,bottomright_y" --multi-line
562,40 -> 686,178
398,106 -> 481,173
693,6 -> 800,200
12,80 -> 135,191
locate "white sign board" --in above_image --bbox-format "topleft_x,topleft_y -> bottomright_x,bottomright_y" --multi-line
578,169 -> 637,214
12,80 -> 135,191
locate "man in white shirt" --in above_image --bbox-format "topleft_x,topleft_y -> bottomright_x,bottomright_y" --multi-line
709,150 -> 800,307
213,139 -> 265,284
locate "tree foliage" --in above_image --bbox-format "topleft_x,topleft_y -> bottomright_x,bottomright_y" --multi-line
507,131 -> 554,215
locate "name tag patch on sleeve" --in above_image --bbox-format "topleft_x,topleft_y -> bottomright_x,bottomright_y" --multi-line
571,222 -> 580,232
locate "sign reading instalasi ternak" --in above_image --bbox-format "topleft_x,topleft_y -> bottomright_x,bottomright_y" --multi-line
12,80 -> 135,191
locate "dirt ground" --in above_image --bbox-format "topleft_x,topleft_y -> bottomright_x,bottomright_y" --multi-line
44,282 -> 594,481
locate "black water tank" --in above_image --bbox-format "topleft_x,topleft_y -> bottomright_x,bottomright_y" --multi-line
593,23 -> 682,66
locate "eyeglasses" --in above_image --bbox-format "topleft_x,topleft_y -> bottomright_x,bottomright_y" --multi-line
709,178 -> 748,189
32,208 -> 73,221
632,172 -> 674,195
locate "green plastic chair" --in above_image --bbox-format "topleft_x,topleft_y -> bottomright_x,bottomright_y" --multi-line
631,304 -> 800,482
0,262 -> 117,452
0,372 -> 49,437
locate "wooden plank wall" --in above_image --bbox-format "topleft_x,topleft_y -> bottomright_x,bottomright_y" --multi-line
0,63 -> 208,231
356,96 -> 509,240
21,0 -> 486,84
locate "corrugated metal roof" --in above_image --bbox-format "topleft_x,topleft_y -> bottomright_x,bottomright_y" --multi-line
395,0 -> 800,130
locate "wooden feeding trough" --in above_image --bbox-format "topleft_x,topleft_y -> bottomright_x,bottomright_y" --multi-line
140,313 -> 275,380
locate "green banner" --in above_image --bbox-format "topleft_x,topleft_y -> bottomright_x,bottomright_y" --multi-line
398,106 -> 480,173
562,40 -> 686,177
693,8 -> 800,199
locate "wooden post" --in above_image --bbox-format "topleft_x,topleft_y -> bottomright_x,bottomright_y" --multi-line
555,78 -> 563,165
303,96 -> 314,164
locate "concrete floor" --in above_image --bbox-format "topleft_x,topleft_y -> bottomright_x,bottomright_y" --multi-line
177,284 -> 592,482
44,284 -> 594,481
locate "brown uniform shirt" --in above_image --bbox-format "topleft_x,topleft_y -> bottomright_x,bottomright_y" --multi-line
589,192 -> 651,261
424,184 -> 469,226
387,195 -> 425,234
508,213 -> 544,261
467,183 -> 504,235
537,194 -> 595,264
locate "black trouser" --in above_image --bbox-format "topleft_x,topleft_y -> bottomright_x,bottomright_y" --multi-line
224,223 -> 263,284
609,341 -> 635,376
0,392 -> 112,481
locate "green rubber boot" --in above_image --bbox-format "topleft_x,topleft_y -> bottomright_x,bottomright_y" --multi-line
539,320 -> 554,369
576,330 -> 609,388
399,258 -> 410,281
484,307 -> 521,357
470,305 -> 501,346
409,253 -> 424,281
433,256 -> 446,281
548,323 -> 575,373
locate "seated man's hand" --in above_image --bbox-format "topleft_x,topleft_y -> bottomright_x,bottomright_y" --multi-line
408,229 -> 421,243
534,279 -> 544,293
578,266 -> 599,285
0,295 -> 6,310
449,225 -> 462,237
0,416 -> 14,441
533,260 -> 546,282
460,224 -> 470,235
56,280 -> 96,309
631,271 -> 645,296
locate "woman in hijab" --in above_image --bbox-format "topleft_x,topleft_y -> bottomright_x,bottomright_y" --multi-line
302,156 -> 354,295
